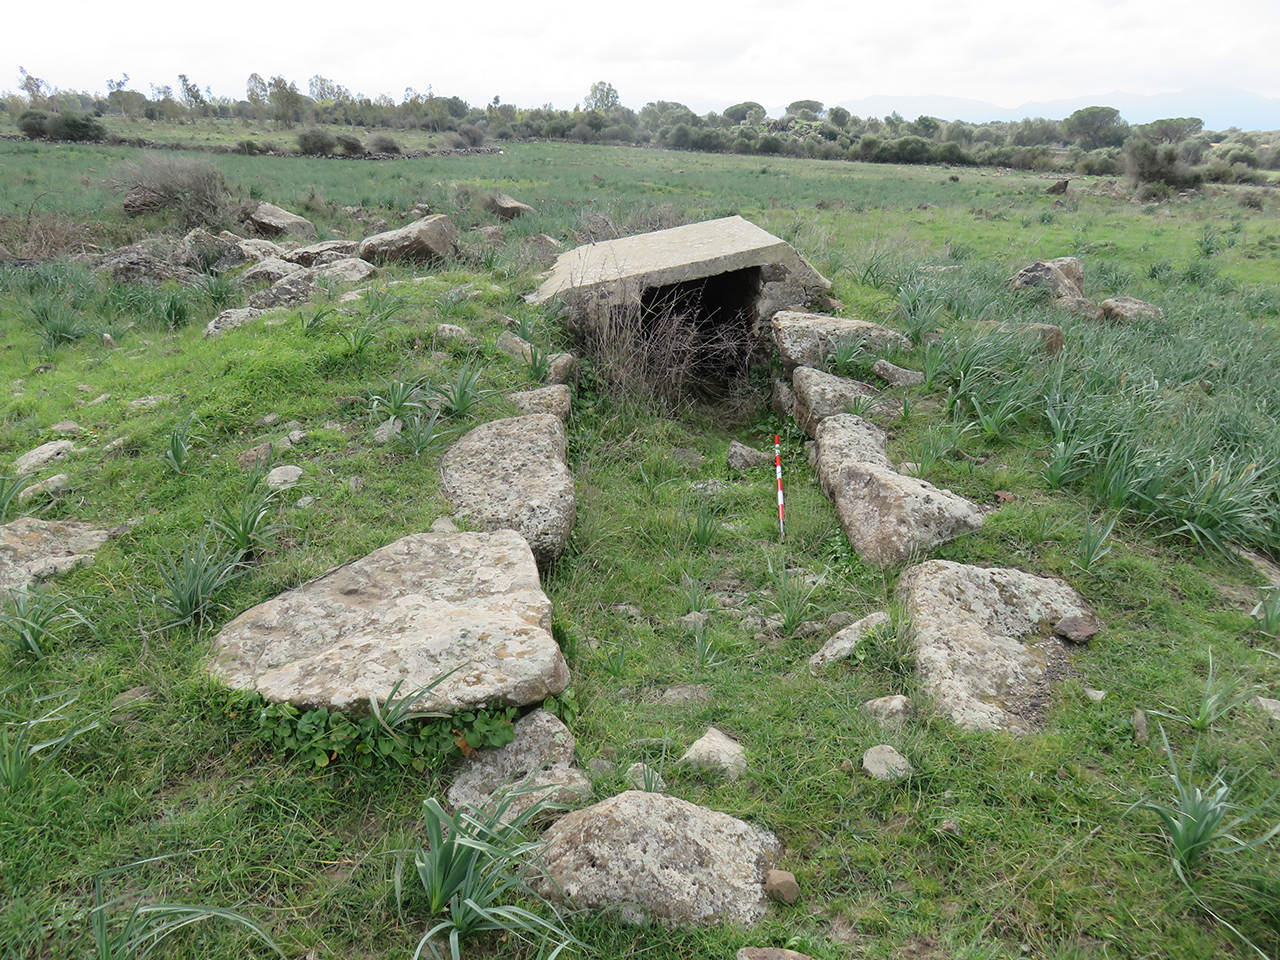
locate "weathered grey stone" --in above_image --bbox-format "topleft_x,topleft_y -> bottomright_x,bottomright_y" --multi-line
679,726 -> 746,779
1255,697 -> 1280,722
508,385 -> 571,423
485,193 -> 536,221
791,367 -> 880,437
871,358 -> 925,387
546,353 -> 579,386
0,518 -> 113,593
245,201 -> 316,239
435,323 -> 476,346
1055,296 -> 1104,321
283,239 -> 360,266
429,516 -> 458,534
1100,296 -> 1163,322
211,529 -> 569,712
814,415 -> 894,500
447,709 -> 591,820
772,312 -> 911,373
372,418 -> 403,445
496,331 -> 533,362
204,307 -> 263,340
657,684 -> 713,706
246,272 -> 314,309
1054,615 -> 1099,644
539,791 -> 781,927
358,215 -> 459,263
1084,687 -> 1107,702
728,440 -> 773,473
808,611 -> 891,673
1132,708 -> 1150,744
763,869 -> 800,904
771,377 -> 795,419
1008,257 -> 1084,300
827,463 -> 984,568
92,244 -> 204,286
314,258 -> 378,283
862,744 -> 911,780
49,421 -> 82,436
13,440 -> 74,475
128,395 -> 170,410
738,949 -> 814,960
266,465 -> 302,489
218,232 -> 285,263
530,217 -> 830,323
440,414 -> 576,567
897,560 -> 1094,732
241,257 -> 306,285
862,695 -> 913,725
237,442 -> 272,472
18,474 -> 70,503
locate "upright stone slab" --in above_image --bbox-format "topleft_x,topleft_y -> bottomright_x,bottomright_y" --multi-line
358,215 -> 458,263
897,560 -> 1095,732
210,530 -> 569,712
539,791 -> 782,927
790,367 -> 880,437
440,414 -> 576,567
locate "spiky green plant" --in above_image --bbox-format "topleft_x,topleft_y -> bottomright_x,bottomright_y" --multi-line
0,588 -> 93,661
154,534 -> 244,629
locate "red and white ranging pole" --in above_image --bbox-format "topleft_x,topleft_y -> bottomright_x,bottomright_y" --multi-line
775,434 -> 786,543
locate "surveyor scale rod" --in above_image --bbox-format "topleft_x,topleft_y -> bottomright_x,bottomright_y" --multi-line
775,434 -> 786,543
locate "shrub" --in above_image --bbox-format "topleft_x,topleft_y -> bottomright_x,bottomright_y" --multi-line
236,139 -> 265,155
456,123 -> 485,147
44,111 -> 105,142
1125,139 -> 1201,189
111,154 -> 231,229
17,110 -> 47,138
366,132 -> 400,153
296,127 -> 336,155
335,134 -> 364,155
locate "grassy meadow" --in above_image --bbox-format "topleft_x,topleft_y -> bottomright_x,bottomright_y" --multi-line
0,137 -> 1278,960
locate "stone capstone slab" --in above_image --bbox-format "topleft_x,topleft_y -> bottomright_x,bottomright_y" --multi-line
0,517 -> 114,592
539,790 -> 782,927
210,529 -> 570,712
440,414 -> 576,567
447,709 -> 591,821
245,201 -> 316,239
897,560 -> 1094,732
357,215 -> 459,263
772,311 -> 912,373
529,216 -> 830,315
815,414 -> 895,488
791,367 -> 881,437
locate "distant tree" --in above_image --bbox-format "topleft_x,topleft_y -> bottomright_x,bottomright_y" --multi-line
1006,116 -> 1060,146
911,115 -> 942,139
724,101 -> 765,123
883,111 -> 904,136
246,73 -> 268,121
786,99 -> 823,116
827,106 -> 850,129
178,74 -> 207,118
18,67 -> 48,107
1134,117 -> 1203,144
1063,106 -> 1128,149
268,76 -> 305,127
584,81 -> 620,114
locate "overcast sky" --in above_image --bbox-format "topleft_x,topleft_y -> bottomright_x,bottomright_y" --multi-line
5,0 -> 1277,115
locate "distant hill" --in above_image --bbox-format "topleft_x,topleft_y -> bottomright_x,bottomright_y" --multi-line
751,88 -> 1280,133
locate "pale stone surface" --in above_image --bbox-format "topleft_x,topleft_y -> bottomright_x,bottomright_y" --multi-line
862,695 -> 913,725
1100,296 -> 1163,322
496,330 -> 533,362
738,949 -> 815,960
211,530 -> 569,712
204,307 -> 263,340
508,385 -> 571,422
0,518 -> 113,592
808,611 -> 891,673
546,353 -> 579,386
218,232 -> 285,262
871,358 -> 924,387
435,323 -> 476,345
863,744 -> 911,780
815,415 -> 895,496
1008,257 -> 1084,299
314,258 -> 378,283
440,414 -> 576,567
772,311 -> 911,372
679,726 -> 747,779
485,193 -> 536,221
372,418 -> 402,445
266,465 -> 302,489
13,440 -> 74,475
897,560 -> 1094,732
791,367 -> 880,437
358,215 -> 459,263
828,464 -> 984,568
539,790 -> 781,927
128,395 -> 170,410
18,474 -> 70,503
246,272 -> 314,309
447,709 -> 591,820
530,217 -> 830,318
245,201 -> 316,239
1055,296 -> 1104,321
49,421 -> 81,436
242,257 -> 306,285
763,869 -> 800,904
284,239 -> 360,266
728,440 -> 773,473
1255,697 -> 1280,722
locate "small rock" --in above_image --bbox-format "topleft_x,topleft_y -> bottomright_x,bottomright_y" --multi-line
871,359 -> 925,387
669,448 -> 706,469
347,476 -> 365,493
1054,616 -> 1098,644
737,949 -> 815,960
110,686 -> 153,711
1132,708 -> 1149,744
861,695 -> 913,725
690,479 -> 727,499
939,819 -> 962,836
1084,687 -> 1107,703
266,466 -> 303,489
285,430 -> 308,447
49,421 -> 82,436
508,384 -> 571,422
256,413 -> 281,427
496,330 -> 533,362
296,496 -> 316,508
1254,697 -> 1280,722
18,474 -> 70,503
728,440 -> 773,473
808,611 -> 891,673
679,726 -> 747,779
13,440 -> 75,475
430,516 -> 459,534
862,744 -> 911,781
546,353 -> 579,385
372,418 -> 403,444
678,611 -> 709,632
587,757 -> 616,777
237,442 -> 273,473
128,395 -> 170,410
626,762 -> 667,792
656,684 -> 713,706
763,869 -> 800,905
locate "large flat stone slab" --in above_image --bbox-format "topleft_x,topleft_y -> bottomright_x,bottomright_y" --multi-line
0,518 -> 113,592
539,791 -> 781,927
791,368 -> 881,437
772,311 -> 912,373
897,560 -> 1094,732
210,530 -> 569,712
440,414 -> 575,567
529,216 -> 829,312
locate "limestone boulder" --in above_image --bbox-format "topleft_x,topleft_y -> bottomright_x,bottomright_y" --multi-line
791,367 -> 880,437
808,611 -> 891,673
508,385 -> 571,422
539,791 -> 782,927
14,440 -> 75,475
897,560 -> 1094,732
447,709 -> 591,821
0,518 -> 113,592
1100,296 -> 1163,322
728,440 -> 774,473
218,232 -> 285,263
871,359 -> 924,387
246,272 -> 314,309
1055,296 -> 1104,321
827,464 -> 984,568
204,307 -> 263,340
92,244 -> 204,286
485,193 -> 536,221
1008,257 -> 1085,300
814,415 -> 894,495
177,228 -> 239,271
358,215 -> 459,263
210,529 -> 570,712
772,312 -> 912,373
440,415 -> 576,567
679,726 -> 747,779
241,257 -> 306,285
244,201 -> 316,239
284,239 -> 360,266
313,258 -> 378,283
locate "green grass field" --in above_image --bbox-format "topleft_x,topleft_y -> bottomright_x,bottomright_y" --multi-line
0,139 -> 1278,960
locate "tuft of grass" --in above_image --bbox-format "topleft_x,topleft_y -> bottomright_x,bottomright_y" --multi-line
0,588 -> 93,662
0,689 -> 100,792
210,474 -> 289,562
154,534 -> 245,630
162,414 -> 203,475
432,360 -> 488,418
762,551 -> 827,637
1072,512 -> 1119,572
1251,587 -> 1280,641
1148,650 -> 1258,733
